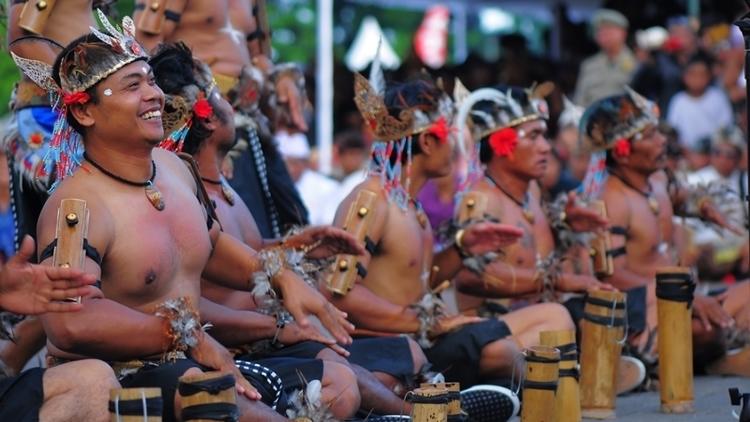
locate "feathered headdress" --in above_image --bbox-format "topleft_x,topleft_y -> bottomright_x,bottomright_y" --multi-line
11,9 -> 149,189
149,42 -> 217,153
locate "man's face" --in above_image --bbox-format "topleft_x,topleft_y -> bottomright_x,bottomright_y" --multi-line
422,132 -> 454,179
501,119 -> 551,180
595,23 -> 627,53
86,61 -> 165,145
710,143 -> 741,177
627,125 -> 667,174
209,89 -> 237,151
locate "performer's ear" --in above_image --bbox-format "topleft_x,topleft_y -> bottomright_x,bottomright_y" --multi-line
417,131 -> 435,155
69,103 -> 95,129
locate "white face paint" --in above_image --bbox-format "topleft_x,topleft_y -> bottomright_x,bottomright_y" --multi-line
141,66 -> 148,75
103,88 -> 113,96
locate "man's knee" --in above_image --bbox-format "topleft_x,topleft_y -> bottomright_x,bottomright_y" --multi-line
538,303 -> 575,329
321,361 -> 360,418
405,337 -> 428,373
50,359 -> 118,391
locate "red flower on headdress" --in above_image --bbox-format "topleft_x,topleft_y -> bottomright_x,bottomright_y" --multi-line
29,132 -> 44,148
62,91 -> 90,106
613,138 -> 631,157
488,127 -> 518,157
426,116 -> 452,144
193,97 -> 213,119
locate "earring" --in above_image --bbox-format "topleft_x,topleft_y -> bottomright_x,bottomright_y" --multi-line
104,88 -> 113,96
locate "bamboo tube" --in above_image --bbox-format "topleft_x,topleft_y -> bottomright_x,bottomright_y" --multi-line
656,267 -> 695,414
521,345 -> 560,422
408,386 -> 449,422
420,382 -> 462,420
579,290 -> 626,419
589,200 -> 614,278
178,371 -> 238,422
109,388 -> 162,422
540,330 -> 581,422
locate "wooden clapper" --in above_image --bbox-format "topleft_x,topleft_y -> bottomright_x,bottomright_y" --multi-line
53,199 -> 90,304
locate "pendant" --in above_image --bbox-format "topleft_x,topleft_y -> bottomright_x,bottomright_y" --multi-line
416,210 -> 428,229
523,208 -> 535,225
648,196 -> 660,215
145,182 -> 165,211
221,183 -> 236,206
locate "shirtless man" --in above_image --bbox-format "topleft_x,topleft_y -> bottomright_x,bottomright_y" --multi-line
21,19 -> 354,421
582,88 -> 749,376
327,75 -> 534,421
149,41 -> 418,418
450,86 -> 607,349
0,235 -> 118,421
1,0 -> 100,377
135,0 -> 309,238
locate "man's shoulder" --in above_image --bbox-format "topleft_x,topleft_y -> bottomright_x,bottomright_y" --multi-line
580,53 -> 605,70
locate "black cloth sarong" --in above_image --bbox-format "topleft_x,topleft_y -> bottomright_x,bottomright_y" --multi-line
0,368 -> 45,422
424,319 -> 512,388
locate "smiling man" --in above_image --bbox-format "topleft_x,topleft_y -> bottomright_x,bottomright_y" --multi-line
14,14 -> 355,422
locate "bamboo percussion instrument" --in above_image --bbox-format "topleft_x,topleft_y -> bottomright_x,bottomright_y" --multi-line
420,382 -> 464,421
109,388 -> 162,422
178,371 -> 239,422
53,199 -> 90,304
19,0 -> 56,34
580,290 -> 626,419
408,385 -> 450,422
521,345 -> 560,422
540,329 -> 581,422
589,200 -> 614,278
656,267 -> 695,414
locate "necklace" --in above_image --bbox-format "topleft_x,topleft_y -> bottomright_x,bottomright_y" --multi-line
485,172 -> 535,224
83,152 -> 165,211
611,172 -> 660,215
201,176 -> 236,206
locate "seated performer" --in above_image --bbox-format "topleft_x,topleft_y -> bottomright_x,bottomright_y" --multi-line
149,41 -> 410,418
0,235 -> 118,422
582,88 -> 750,377
1,0 -> 106,379
449,84 -> 609,343
326,69 -> 550,420
134,0 -> 310,238
16,13 -> 357,422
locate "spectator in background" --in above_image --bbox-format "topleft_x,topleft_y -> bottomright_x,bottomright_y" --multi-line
333,130 -> 369,195
278,131 -> 340,225
667,52 -> 733,151
573,9 -> 636,107
687,126 -> 748,196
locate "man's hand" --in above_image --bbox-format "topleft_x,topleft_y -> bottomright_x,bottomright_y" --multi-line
565,193 -> 609,233
275,270 -> 354,345
558,274 -> 617,293
283,226 -> 365,260
275,74 -> 308,132
0,236 -> 97,315
700,201 -> 744,235
277,322 -> 350,357
190,334 -> 261,401
461,222 -> 523,256
693,294 -> 734,331
429,314 -> 484,338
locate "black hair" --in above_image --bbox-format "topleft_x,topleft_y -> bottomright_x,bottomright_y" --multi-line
685,51 -> 714,71
52,33 -> 104,135
149,42 -> 230,155
379,79 -> 444,164
335,130 -> 366,153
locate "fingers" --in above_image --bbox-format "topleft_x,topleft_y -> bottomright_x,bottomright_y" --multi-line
695,305 -> 712,331
42,301 -> 84,313
12,235 -> 35,264
328,343 -> 351,358
235,377 -> 261,401
318,303 -> 353,345
44,266 -> 96,284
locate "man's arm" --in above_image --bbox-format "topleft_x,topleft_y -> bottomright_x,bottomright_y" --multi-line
601,188 -> 650,290
133,0 -> 188,52
6,3 -> 60,63
324,283 -> 420,334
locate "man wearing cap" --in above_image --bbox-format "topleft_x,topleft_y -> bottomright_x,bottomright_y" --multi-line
574,8 -> 636,107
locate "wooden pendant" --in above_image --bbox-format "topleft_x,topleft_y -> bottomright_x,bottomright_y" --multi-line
221,183 -> 236,206
145,182 -> 165,211
648,197 -> 660,215
523,208 -> 535,225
